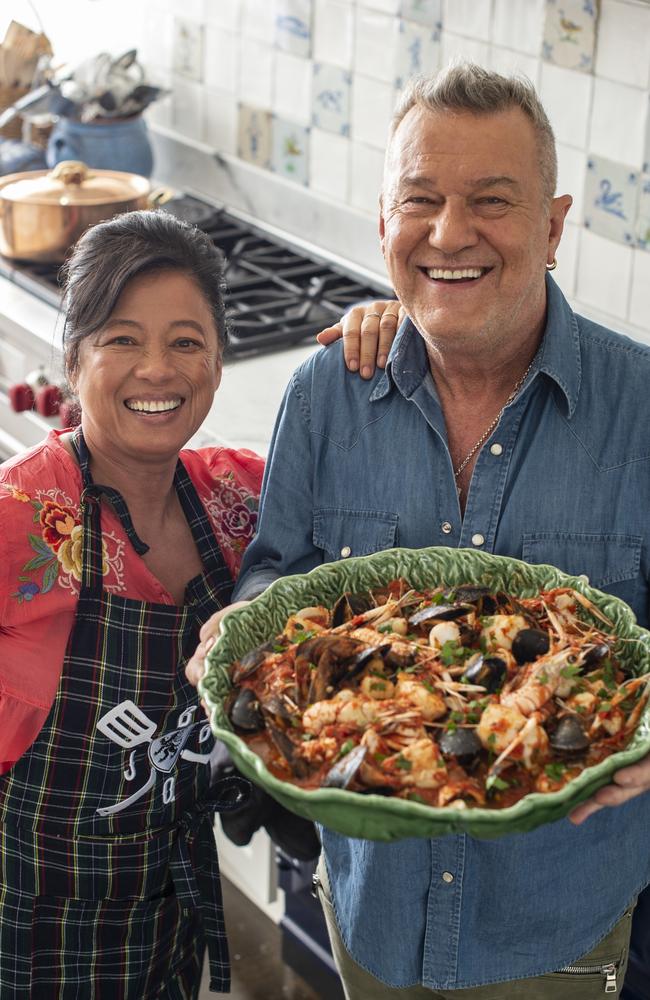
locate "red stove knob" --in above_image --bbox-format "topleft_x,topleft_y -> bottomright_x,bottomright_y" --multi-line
9,383 -> 35,412
35,384 -> 62,417
59,399 -> 81,429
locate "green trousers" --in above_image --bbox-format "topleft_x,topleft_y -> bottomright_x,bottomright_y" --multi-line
316,857 -> 633,1000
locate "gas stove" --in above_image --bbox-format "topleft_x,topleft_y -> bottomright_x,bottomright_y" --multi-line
0,195 -> 393,357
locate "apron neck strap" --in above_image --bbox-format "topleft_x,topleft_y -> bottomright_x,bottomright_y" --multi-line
74,428 -> 150,591
173,458 -> 231,572
73,429 -> 233,595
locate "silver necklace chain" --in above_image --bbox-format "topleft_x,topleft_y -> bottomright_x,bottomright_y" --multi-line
453,361 -> 534,480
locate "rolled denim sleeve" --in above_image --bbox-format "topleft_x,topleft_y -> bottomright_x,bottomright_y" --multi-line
233,368 -> 322,600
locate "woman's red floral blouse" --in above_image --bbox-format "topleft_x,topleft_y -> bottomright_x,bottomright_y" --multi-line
0,430 -> 264,772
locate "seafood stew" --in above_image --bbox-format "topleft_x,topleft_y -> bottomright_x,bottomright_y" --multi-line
224,581 -> 650,810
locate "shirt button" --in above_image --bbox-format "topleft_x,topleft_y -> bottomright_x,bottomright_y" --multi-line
340,546 -> 351,558
490,442 -> 503,456
442,871 -> 455,884
441,521 -> 453,535
471,533 -> 485,547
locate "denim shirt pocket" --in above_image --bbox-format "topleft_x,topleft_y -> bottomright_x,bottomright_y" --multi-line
521,531 -> 642,610
313,508 -> 399,563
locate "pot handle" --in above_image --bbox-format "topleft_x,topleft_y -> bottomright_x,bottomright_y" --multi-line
148,187 -> 174,208
50,160 -> 93,186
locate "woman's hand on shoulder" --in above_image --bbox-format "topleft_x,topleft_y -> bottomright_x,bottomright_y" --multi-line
185,600 -> 251,700
316,300 -> 404,379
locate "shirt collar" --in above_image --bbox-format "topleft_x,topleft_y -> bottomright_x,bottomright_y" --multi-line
369,274 -> 582,417
534,273 -> 582,417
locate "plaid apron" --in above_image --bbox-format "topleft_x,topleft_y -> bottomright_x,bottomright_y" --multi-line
0,430 -> 249,999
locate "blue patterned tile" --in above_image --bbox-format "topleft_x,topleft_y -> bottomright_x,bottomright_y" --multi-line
275,0 -> 312,57
271,116 -> 310,184
584,153 -> 639,245
542,0 -> 598,73
238,104 -> 273,169
395,18 -> 441,89
311,63 -> 351,136
400,0 -> 443,28
637,175 -> 650,252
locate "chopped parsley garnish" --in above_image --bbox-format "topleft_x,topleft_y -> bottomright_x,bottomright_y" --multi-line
601,662 -> 617,690
370,681 -> 388,692
560,663 -> 582,680
395,755 -> 413,771
338,739 -> 355,758
537,671 -> 549,685
440,641 -> 471,666
486,775 -> 510,792
422,680 -> 436,695
487,733 -> 497,746
544,762 -> 567,782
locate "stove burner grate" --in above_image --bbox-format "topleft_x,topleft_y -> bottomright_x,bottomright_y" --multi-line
0,198 -> 393,356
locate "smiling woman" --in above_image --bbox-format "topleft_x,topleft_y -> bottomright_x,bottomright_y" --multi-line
0,211 -> 268,998
0,209 -> 392,999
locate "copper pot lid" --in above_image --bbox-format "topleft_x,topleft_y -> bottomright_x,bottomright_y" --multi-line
0,161 -> 150,205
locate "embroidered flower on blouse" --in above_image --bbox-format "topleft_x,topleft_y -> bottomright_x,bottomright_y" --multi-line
39,499 -> 78,551
57,523 -> 108,581
6,487 -> 121,601
204,472 -> 259,567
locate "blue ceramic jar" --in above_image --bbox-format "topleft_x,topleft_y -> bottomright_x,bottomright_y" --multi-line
46,115 -> 153,177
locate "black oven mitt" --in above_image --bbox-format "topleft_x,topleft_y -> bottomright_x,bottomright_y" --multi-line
211,744 -> 320,862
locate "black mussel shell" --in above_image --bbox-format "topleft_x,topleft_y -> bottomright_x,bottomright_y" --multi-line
511,628 -> 550,666
322,744 -> 367,788
438,728 -> 482,766
581,643 -> 610,668
463,655 -> 507,693
444,586 -> 498,615
231,640 -> 276,684
266,722 -> 311,779
353,644 -> 392,672
331,591 -> 375,626
228,688 -> 264,732
549,715 -> 590,756
408,602 -> 474,627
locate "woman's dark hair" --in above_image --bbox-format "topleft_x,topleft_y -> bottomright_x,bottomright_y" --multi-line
60,209 -> 229,379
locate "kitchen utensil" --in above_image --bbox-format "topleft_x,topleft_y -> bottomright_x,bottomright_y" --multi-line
0,159 -> 164,262
202,546 -> 650,841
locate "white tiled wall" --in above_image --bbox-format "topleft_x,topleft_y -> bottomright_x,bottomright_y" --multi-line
18,0 -> 650,342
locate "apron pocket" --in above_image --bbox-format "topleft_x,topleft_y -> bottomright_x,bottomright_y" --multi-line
30,893 -> 202,1000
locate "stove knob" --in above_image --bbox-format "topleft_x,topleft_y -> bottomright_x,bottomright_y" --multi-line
59,399 -> 82,429
35,384 -> 62,417
9,383 -> 35,412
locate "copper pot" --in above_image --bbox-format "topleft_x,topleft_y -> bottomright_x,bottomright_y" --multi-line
0,160 -> 163,263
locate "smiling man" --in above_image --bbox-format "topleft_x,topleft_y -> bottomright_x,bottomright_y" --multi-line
198,64 -> 650,999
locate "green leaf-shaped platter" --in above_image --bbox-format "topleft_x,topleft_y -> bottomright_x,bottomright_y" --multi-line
201,547 -> 650,841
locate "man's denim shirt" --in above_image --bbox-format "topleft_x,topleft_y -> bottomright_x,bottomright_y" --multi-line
235,276 -> 650,989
